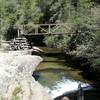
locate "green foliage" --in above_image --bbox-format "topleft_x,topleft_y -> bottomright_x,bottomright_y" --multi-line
15,0 -> 42,26
91,58 -> 100,81
38,0 -> 70,23
0,0 -> 42,40
92,58 -> 100,70
44,35 -> 70,50
76,31 -> 100,59
43,0 -> 100,49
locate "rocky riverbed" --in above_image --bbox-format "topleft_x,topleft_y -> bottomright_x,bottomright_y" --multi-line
0,50 -> 52,100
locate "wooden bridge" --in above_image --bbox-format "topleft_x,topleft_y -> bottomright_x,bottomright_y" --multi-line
19,23 -> 72,36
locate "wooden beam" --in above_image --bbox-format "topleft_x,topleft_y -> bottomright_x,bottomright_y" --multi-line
25,23 -> 69,26
24,32 -> 68,36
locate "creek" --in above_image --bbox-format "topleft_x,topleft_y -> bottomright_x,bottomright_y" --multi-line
34,47 -> 100,100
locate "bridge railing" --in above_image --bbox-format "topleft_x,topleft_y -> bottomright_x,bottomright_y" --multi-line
23,23 -> 72,35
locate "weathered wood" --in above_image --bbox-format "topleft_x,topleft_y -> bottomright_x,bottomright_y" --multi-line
23,23 -> 71,35
24,33 -> 68,36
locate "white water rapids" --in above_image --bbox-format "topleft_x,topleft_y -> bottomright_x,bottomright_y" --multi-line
45,77 -> 92,99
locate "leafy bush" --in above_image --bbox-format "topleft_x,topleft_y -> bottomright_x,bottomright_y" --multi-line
44,34 -> 70,51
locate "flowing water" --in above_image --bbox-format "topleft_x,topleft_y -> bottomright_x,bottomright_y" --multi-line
35,47 -> 100,100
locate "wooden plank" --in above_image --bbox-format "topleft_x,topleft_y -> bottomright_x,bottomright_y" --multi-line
23,32 -> 68,35
25,23 -> 69,26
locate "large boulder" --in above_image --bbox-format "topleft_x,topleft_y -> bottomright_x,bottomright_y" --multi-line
0,51 -> 52,100
32,46 -> 43,56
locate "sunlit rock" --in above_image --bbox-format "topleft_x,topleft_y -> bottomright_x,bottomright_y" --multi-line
61,97 -> 70,100
0,50 -> 52,100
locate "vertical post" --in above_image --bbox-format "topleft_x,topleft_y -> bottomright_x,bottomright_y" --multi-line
20,25 -> 24,36
35,25 -> 38,35
17,29 -> 20,37
77,83 -> 84,100
48,24 -> 51,34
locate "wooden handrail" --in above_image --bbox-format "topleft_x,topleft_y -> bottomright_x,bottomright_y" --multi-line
25,23 -> 70,26
20,23 -> 71,35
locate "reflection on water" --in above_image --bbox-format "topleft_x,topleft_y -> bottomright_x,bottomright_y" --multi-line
36,55 -> 91,87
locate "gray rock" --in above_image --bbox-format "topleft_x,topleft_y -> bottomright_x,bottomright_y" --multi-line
61,97 -> 70,100
0,50 -> 52,100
